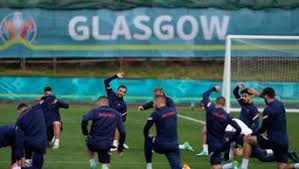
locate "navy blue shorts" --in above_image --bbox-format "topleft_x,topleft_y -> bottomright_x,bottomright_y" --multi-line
257,135 -> 288,163
208,142 -> 226,165
86,137 -> 111,164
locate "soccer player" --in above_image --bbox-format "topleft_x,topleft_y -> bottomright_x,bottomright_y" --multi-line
138,87 -> 175,110
202,86 -> 241,169
15,103 -> 47,169
81,96 -> 126,169
139,87 -> 193,151
143,95 -> 190,169
39,86 -> 69,149
104,73 -> 128,150
240,87 -> 299,169
233,83 -> 260,132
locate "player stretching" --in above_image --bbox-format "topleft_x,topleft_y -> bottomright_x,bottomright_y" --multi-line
143,96 -> 191,169
240,87 -> 299,169
81,96 -> 126,169
39,86 -> 69,149
104,73 -> 128,150
15,103 -> 47,169
139,87 -> 193,152
202,86 -> 241,169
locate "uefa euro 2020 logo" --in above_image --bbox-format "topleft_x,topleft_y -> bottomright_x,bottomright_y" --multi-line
0,11 -> 37,44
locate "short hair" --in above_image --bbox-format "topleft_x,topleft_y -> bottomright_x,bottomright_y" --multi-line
97,96 -> 109,105
44,86 -> 52,92
216,96 -> 226,105
154,87 -> 163,92
240,88 -> 251,95
118,85 -> 127,90
17,103 -> 28,110
260,87 -> 275,98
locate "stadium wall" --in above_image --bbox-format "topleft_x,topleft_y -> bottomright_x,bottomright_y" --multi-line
0,8 -> 299,58
0,76 -> 298,105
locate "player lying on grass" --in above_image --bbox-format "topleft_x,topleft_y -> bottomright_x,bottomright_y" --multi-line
202,86 -> 241,169
240,87 -> 299,169
143,95 -> 191,169
104,72 -> 129,151
14,103 -> 48,169
38,86 -> 69,149
81,96 -> 126,169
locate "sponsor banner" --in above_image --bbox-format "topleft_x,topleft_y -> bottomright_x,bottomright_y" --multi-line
0,76 -> 298,107
0,8 -> 299,57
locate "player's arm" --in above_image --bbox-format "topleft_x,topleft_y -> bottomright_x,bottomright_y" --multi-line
117,116 -> 126,152
253,109 -> 270,135
81,110 -> 94,136
14,121 -> 25,161
233,83 -> 245,105
55,99 -> 69,109
202,86 -> 220,110
227,117 -> 242,142
143,113 -> 156,138
139,101 -> 154,111
104,72 -> 124,95
251,111 -> 260,133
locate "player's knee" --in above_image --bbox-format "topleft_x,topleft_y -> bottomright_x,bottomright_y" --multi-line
202,127 -> 207,135
244,135 -> 256,145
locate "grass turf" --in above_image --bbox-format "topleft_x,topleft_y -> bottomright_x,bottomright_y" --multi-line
0,103 -> 299,169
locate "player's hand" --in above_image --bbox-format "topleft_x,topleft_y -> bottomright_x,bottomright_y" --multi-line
138,106 -> 144,111
52,99 -> 58,104
117,150 -> 124,159
214,86 -> 221,91
238,83 -> 245,88
248,88 -> 260,97
17,158 -> 26,167
117,72 -> 125,78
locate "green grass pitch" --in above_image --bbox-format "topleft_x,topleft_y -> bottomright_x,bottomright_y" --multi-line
0,103 -> 299,169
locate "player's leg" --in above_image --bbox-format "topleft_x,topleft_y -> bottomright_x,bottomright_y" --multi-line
52,121 -> 62,149
111,129 -> 119,151
144,137 -> 154,169
98,149 -> 111,169
251,146 -> 275,162
30,150 -> 45,169
165,150 -> 181,169
86,136 -> 97,169
196,126 -> 208,156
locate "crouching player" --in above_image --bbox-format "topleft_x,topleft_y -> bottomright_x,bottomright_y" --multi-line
15,103 -> 48,169
202,86 -> 241,169
240,87 -> 299,169
81,96 -> 126,169
143,96 -> 191,169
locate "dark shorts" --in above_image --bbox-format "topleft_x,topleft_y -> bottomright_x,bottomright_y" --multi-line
257,135 -> 288,163
86,136 -> 111,164
47,121 -> 63,141
208,142 -> 226,165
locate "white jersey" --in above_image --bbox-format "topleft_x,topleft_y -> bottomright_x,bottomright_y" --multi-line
225,118 -> 253,136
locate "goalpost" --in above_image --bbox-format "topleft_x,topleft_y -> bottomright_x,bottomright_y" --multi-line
222,35 -> 299,113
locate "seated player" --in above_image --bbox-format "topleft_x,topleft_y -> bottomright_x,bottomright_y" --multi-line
240,87 -> 299,169
39,86 -> 69,149
143,95 -> 191,169
15,103 -> 48,169
104,72 -> 128,150
202,86 -> 241,169
81,96 -> 126,169
138,87 -> 175,110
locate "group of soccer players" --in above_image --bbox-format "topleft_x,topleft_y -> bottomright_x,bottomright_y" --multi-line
0,87 -> 69,169
197,84 -> 299,169
1,72 -> 299,169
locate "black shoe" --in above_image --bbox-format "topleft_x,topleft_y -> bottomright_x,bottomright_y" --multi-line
288,151 -> 299,163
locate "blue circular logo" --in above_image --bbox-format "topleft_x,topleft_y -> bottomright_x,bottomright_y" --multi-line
0,11 -> 37,44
